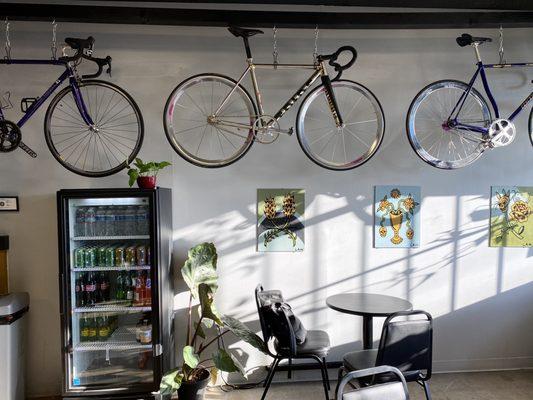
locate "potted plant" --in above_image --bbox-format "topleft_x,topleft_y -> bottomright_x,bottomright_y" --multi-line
159,243 -> 266,400
127,158 -> 171,189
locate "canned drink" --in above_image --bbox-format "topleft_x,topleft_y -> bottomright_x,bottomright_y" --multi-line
136,245 -> 146,266
97,246 -> 107,267
105,246 -> 115,267
125,246 -> 136,266
74,247 -> 85,269
115,246 -> 125,267
85,247 -> 97,268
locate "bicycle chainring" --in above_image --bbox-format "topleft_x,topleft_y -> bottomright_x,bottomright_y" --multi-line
253,116 -> 280,144
488,118 -> 516,148
0,120 -> 21,153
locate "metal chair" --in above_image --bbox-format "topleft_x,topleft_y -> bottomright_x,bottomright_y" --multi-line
337,310 -> 432,400
336,366 -> 410,400
255,284 -> 331,400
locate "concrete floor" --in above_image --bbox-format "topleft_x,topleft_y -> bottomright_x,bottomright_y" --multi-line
204,370 -> 533,400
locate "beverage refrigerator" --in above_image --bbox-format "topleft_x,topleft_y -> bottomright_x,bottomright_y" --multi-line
57,188 -> 174,399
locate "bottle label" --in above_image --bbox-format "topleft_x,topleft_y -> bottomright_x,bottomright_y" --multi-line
99,327 -> 110,338
86,284 -> 96,292
88,328 -> 97,338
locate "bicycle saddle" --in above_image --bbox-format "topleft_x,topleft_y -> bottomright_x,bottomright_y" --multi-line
456,33 -> 492,47
228,26 -> 264,38
65,36 -> 95,50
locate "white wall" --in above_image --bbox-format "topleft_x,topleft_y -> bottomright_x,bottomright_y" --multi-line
0,22 -> 532,397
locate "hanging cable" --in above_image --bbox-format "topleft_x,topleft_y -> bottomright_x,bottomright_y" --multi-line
272,25 -> 279,68
4,18 -> 11,60
498,25 -> 506,64
51,18 -> 58,60
313,25 -> 320,65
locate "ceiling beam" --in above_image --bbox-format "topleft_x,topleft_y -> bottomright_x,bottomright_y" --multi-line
1,3 -> 532,29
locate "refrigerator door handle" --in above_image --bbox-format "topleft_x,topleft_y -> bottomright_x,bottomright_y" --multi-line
154,343 -> 163,357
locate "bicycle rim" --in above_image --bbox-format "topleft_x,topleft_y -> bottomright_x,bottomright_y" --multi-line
45,80 -> 144,177
407,80 -> 491,169
164,74 -> 256,168
297,80 -> 385,170
529,107 -> 532,147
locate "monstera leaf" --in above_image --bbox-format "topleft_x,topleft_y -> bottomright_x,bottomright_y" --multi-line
159,368 -> 183,395
181,242 -> 218,298
212,348 -> 247,377
199,283 -> 222,326
222,315 -> 267,354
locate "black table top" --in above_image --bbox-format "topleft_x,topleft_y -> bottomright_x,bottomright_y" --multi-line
326,293 -> 413,317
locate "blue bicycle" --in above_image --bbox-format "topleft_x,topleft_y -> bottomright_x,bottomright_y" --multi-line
0,36 -> 144,177
406,33 -> 532,169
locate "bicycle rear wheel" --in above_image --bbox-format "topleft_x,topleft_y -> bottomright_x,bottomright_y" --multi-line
406,80 -> 491,169
164,73 -> 257,168
45,80 -> 144,177
529,107 -> 532,147
296,80 -> 385,170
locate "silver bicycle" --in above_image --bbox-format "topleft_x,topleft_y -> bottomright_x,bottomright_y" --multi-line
164,26 -> 385,170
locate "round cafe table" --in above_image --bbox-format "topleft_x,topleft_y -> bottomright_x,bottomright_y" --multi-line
326,293 -> 413,350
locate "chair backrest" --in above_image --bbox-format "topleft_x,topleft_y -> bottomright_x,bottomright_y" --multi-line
337,366 -> 409,400
376,310 -> 433,380
254,284 -> 297,356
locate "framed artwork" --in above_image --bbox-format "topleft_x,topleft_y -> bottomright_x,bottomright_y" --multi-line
490,186 -> 532,247
257,189 -> 304,252
374,186 -> 420,248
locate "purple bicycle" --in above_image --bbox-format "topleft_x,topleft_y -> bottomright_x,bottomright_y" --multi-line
406,33 -> 532,169
0,36 -> 143,177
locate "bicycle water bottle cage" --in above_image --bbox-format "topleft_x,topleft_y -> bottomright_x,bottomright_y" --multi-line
317,46 -> 357,81
20,97 -> 39,113
1,92 -> 13,110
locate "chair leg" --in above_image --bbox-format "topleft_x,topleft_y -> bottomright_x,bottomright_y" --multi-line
261,357 -> 281,400
287,357 -> 292,380
335,366 -> 346,399
263,358 -> 277,388
422,381 -> 432,400
322,357 -> 331,391
311,355 -> 330,400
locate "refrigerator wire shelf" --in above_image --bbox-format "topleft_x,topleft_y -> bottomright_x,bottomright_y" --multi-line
72,235 -> 150,241
74,305 -> 152,313
75,326 -> 152,352
72,265 -> 151,272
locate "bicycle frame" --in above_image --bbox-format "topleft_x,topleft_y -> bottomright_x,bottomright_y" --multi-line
0,58 -> 95,128
449,57 -> 533,135
213,58 -> 339,132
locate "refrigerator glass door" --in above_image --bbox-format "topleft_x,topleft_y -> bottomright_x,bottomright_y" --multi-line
66,196 -> 155,391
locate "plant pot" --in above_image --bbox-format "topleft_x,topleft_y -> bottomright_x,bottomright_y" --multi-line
137,175 -> 157,189
177,369 -> 210,400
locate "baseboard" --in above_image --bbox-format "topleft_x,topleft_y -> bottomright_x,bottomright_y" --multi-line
433,356 -> 533,372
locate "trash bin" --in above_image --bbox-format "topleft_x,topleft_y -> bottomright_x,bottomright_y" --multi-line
0,292 -> 29,400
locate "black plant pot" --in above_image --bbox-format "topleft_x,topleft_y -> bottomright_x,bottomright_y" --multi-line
177,369 -> 210,400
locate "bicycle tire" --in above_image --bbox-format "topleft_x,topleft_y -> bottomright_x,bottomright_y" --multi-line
529,106 -> 532,147
163,73 -> 257,168
44,79 -> 144,177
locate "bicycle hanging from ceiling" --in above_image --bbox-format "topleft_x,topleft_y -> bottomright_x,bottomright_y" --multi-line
0,19 -> 144,177
164,25 -> 385,170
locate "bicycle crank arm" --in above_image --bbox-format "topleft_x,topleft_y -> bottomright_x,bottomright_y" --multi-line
19,141 -> 37,158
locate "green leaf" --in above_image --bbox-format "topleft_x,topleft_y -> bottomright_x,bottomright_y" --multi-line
183,345 -> 199,369
194,321 -> 206,339
181,243 -> 218,298
221,315 -> 267,354
212,348 -> 247,377
134,158 -> 144,169
159,368 -> 183,395
127,169 -> 139,187
157,161 -> 172,169
199,283 -> 222,326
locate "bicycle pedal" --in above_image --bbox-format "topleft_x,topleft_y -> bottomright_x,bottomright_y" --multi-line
21,97 -> 39,113
18,141 -> 37,158
277,127 -> 293,136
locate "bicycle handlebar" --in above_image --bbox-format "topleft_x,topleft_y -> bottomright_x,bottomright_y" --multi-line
317,45 -> 357,81
81,54 -> 112,79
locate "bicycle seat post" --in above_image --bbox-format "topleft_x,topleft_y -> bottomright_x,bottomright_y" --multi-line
472,42 -> 482,63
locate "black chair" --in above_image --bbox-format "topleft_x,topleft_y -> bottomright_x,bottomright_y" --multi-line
337,366 -> 410,400
336,310 -> 432,400
255,284 -> 331,400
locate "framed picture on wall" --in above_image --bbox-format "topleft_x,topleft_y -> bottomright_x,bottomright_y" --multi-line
374,186 -> 420,248
257,189 -> 304,252
490,186 -> 532,247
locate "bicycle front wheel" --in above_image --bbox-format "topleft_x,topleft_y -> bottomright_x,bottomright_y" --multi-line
164,74 -> 257,168
45,80 -> 144,177
296,80 -> 385,170
406,80 -> 491,169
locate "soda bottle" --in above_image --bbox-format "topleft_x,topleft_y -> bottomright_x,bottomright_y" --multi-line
97,246 -> 106,268
125,246 -> 136,267
105,246 -> 115,268
124,206 -> 135,234
85,272 -> 98,306
126,271 -> 134,303
144,272 -> 152,307
146,246 -> 151,266
115,272 -> 126,301
135,206 -> 148,235
133,270 -> 145,306
74,247 -> 85,269
80,316 -> 90,342
115,246 -> 125,267
136,245 -> 146,266
97,314 -> 111,342
85,247 -> 96,268
95,207 -> 107,237
87,314 -> 98,342
75,274 -> 85,307
75,207 -> 86,237
85,207 -> 96,237
105,207 -> 116,236
115,207 -> 125,236
99,272 -> 110,302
